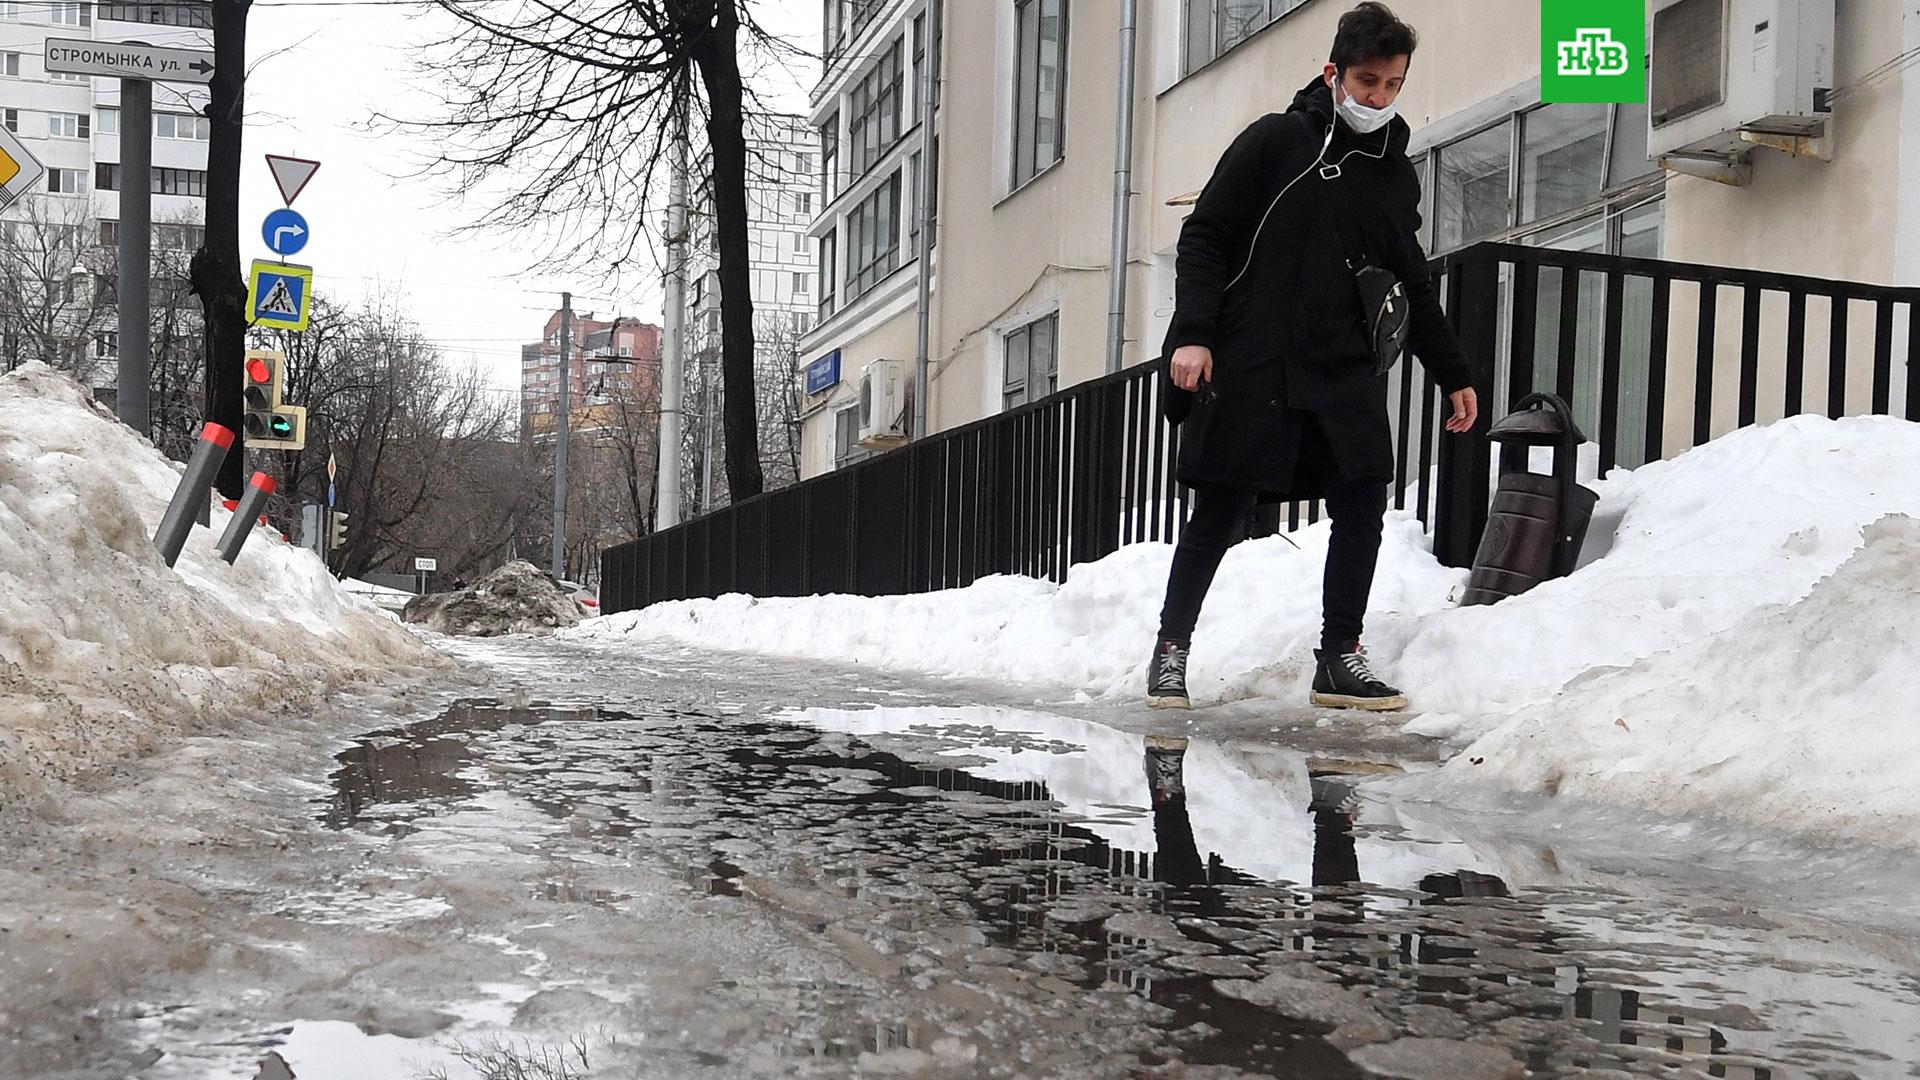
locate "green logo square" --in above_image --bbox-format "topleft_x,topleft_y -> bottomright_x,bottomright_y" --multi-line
1542,0 -> 1646,103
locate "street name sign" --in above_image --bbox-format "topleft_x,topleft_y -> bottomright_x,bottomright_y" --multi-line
0,126 -> 46,209
43,39 -> 214,84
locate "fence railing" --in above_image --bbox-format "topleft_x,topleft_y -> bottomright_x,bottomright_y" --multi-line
604,242 -> 1920,614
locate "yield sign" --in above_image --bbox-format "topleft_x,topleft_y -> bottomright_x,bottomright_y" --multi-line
265,155 -> 320,206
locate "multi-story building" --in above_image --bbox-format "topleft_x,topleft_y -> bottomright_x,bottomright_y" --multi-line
0,1 -> 212,387
682,110 -> 819,510
798,0 -> 1919,481
798,0 -> 940,478
519,309 -> 661,438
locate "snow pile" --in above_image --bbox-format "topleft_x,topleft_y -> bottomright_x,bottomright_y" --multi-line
1405,512 -> 1920,841
0,364 -> 442,807
580,417 -> 1919,719
401,560 -> 582,636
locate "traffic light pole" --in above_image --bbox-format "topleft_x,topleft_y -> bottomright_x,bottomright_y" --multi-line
116,77 -> 152,436
550,291 -> 572,581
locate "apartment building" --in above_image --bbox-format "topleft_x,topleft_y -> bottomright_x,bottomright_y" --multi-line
0,0 -> 212,385
797,0 -> 1918,479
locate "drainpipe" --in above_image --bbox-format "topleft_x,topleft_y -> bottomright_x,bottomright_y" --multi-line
911,0 -> 942,438
1104,0 -> 1140,375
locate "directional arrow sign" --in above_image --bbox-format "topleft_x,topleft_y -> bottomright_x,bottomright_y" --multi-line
43,38 -> 214,84
0,125 -> 47,209
265,155 -> 320,207
262,207 -> 310,257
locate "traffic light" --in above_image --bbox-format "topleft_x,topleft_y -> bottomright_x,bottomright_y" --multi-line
328,510 -> 349,552
242,349 -> 308,451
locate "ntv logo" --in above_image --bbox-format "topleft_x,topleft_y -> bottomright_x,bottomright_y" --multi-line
1557,27 -> 1631,77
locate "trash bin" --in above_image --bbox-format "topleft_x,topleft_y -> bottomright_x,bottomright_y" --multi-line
1460,393 -> 1600,606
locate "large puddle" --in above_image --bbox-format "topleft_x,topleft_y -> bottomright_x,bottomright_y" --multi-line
307,699 -> 1919,1078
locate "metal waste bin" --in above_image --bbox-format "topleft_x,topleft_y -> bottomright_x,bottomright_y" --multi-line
1460,393 -> 1599,606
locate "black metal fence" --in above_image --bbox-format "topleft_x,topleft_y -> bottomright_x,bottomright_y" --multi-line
604,241 -> 1920,614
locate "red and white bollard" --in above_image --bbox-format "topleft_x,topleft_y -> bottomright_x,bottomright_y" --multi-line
214,471 -> 277,565
153,422 -> 234,569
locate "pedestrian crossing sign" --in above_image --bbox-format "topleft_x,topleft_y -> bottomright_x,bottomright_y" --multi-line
247,260 -> 313,331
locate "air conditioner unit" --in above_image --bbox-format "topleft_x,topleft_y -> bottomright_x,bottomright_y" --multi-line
857,359 -> 908,447
1648,0 -> 1835,165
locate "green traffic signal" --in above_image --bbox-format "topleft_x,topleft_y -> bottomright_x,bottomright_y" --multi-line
269,415 -> 294,437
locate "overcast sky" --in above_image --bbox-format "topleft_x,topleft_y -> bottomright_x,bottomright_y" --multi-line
241,0 -> 818,397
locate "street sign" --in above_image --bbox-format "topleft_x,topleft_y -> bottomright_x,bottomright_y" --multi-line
262,207 -> 309,257
414,557 -> 438,573
265,155 -> 320,206
805,350 -> 842,396
43,38 -> 214,84
246,260 -> 313,331
0,126 -> 46,209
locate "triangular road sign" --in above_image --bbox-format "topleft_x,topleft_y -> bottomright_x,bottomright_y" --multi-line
259,277 -> 299,317
265,155 -> 320,206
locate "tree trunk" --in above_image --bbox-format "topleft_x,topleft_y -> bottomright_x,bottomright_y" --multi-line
191,0 -> 251,498
692,0 -> 764,502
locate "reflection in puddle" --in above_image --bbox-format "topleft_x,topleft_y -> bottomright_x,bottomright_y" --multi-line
319,700 -> 1910,1078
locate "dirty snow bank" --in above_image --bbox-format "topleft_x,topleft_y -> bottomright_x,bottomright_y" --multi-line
1400,512 -> 1920,842
0,364 -> 443,806
578,415 -> 1918,719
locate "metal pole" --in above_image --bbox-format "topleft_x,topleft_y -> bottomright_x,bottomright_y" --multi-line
551,291 -> 572,580
657,101 -> 689,530
911,0 -> 941,439
117,78 -> 152,434
1104,0 -> 1139,375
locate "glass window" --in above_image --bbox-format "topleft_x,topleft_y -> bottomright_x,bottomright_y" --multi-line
1436,120 -> 1512,253
0,3 -> 17,16
1607,102 -> 1655,188
847,172 -> 901,298
1216,0 -> 1266,54
792,230 -> 808,255
1002,311 -> 1059,409
46,168 -> 84,194
1013,0 -> 1067,188
1411,152 -> 1433,253
847,39 -> 903,181
1,108 -> 16,133
96,107 -> 116,134
2,52 -> 20,77
820,113 -> 839,201
50,2 -> 90,26
1520,104 -> 1607,224
818,228 -> 837,318
793,272 -> 809,293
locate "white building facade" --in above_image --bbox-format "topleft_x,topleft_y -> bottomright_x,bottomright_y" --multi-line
0,1 -> 212,386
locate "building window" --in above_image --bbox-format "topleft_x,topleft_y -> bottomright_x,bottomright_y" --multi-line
50,1 -> 90,26
94,331 -> 117,360
791,230 -> 808,255
98,219 -> 116,246
793,272 -> 809,293
46,168 -> 83,194
820,113 -> 839,202
1012,0 -> 1067,189
1183,0 -> 1305,76
834,404 -> 873,467
48,112 -> 88,139
1519,103 -> 1609,225
0,3 -> 17,16
1003,311 -> 1059,409
2,52 -> 20,77
819,228 -> 837,318
794,191 -> 812,215
908,138 -> 938,253
847,38 -> 903,181
98,1 -> 211,26
155,112 -> 210,141
96,107 -> 116,134
795,151 -> 811,176
1,108 -> 16,133
846,171 -> 901,299
1434,120 -> 1512,254
49,71 -> 87,83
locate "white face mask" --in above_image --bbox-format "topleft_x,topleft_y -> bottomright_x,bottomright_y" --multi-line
1331,77 -> 1398,135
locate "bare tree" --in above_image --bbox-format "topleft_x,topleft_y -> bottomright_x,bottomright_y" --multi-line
399,0 -> 805,504
191,0 -> 253,498
0,200 -> 115,384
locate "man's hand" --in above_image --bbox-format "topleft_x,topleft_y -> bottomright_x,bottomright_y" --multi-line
1171,345 -> 1214,392
1445,388 -> 1479,434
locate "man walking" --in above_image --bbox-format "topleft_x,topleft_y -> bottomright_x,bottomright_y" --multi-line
1147,2 -> 1478,713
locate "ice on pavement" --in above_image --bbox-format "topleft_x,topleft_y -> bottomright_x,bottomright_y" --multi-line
0,364 -> 442,807
577,414 -> 1920,843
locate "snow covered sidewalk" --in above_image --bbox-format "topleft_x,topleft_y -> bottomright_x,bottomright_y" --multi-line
576,414 -> 1920,844
0,365 -> 442,808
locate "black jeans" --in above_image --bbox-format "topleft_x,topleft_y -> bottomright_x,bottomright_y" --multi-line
1156,479 -> 1390,652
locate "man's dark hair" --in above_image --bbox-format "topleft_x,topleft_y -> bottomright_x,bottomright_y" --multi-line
1330,2 -> 1419,70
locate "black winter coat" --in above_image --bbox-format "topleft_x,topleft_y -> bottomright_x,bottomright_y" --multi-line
1162,78 -> 1474,500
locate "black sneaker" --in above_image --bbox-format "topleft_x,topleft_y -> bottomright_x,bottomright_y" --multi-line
1143,734 -> 1189,805
1146,640 -> 1192,709
1311,643 -> 1409,712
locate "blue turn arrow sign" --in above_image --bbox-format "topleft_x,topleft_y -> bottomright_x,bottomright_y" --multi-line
262,207 -> 310,257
